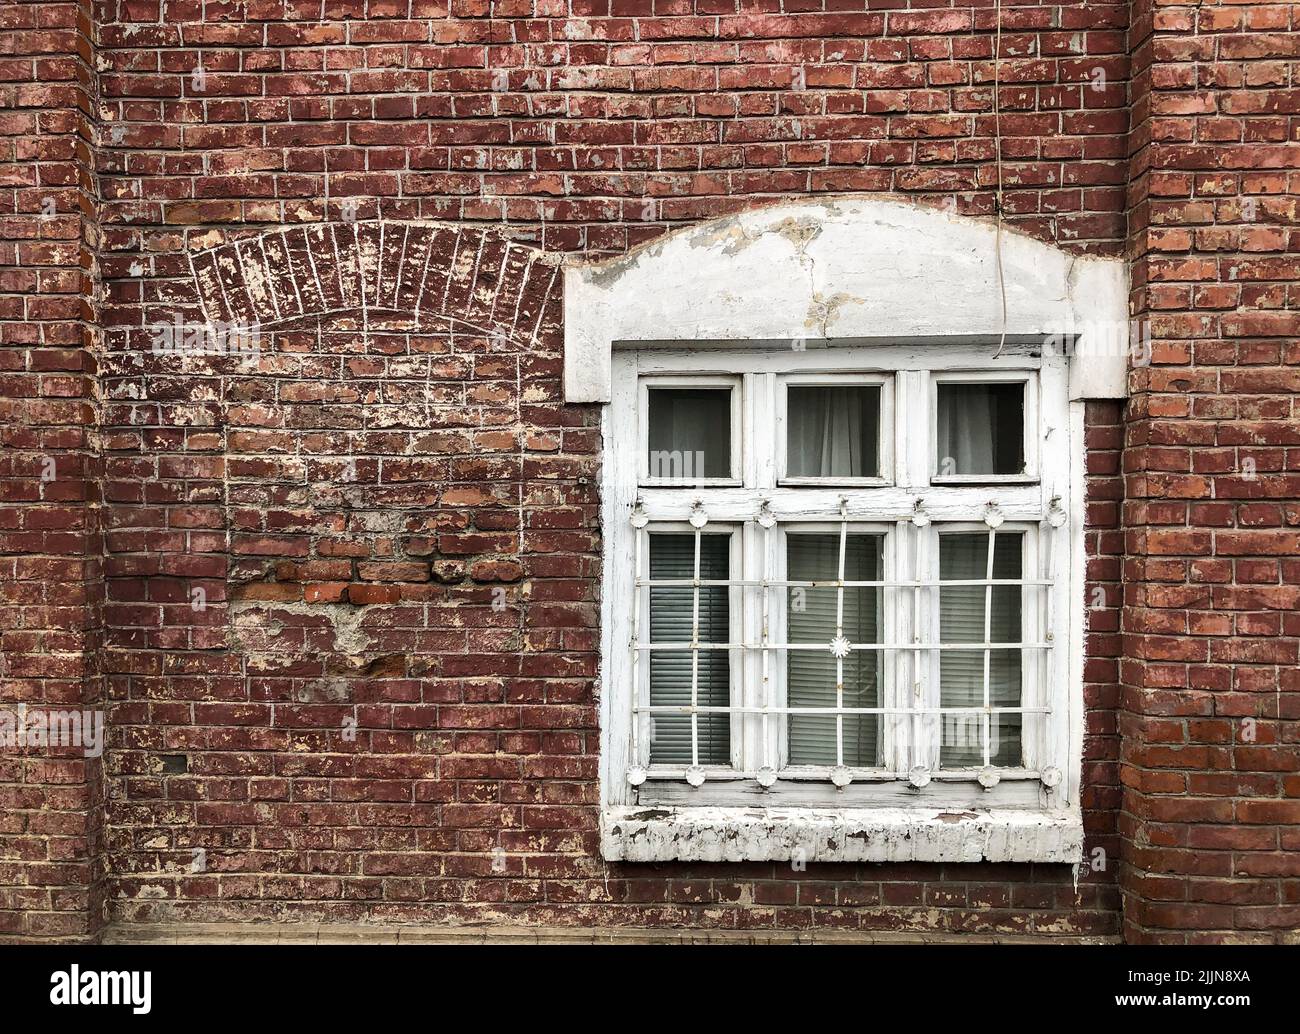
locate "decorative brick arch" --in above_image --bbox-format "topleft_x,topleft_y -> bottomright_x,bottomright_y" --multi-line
188,221 -> 561,342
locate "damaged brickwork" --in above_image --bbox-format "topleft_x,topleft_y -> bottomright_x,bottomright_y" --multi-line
1,0 -> 1296,944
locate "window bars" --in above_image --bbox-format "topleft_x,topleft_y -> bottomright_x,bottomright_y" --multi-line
626,495 -> 1064,791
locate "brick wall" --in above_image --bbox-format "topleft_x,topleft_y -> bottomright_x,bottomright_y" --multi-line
81,0 -> 1133,940
93,217 -> 1120,937
1121,0 -> 1299,944
2,0 -> 1293,943
0,0 -> 107,941
94,0 -> 1131,254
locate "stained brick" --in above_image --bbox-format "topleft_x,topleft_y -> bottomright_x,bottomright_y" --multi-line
9,0 -> 1298,947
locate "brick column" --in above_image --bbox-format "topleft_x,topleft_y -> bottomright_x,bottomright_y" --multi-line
1121,0 -> 1299,942
0,0 -> 105,941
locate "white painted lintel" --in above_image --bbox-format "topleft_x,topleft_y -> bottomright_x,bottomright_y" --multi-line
563,196 -> 1130,405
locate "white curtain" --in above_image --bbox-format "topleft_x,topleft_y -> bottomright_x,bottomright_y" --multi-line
787,386 -> 877,477
938,533 -> 1022,766
647,389 -> 730,479
936,385 -> 996,475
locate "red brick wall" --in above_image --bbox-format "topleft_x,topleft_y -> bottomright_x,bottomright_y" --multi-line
93,0 -> 1131,254
78,0 -> 1135,940
1121,0 -> 1299,944
93,219 -> 1120,937
0,0 -> 107,941
9,0 -> 1294,943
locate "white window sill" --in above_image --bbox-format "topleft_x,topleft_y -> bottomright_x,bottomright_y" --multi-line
601,805 -> 1083,864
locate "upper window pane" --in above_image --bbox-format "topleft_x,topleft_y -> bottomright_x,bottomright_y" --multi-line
935,382 -> 1025,477
786,385 -> 881,479
647,387 -> 731,480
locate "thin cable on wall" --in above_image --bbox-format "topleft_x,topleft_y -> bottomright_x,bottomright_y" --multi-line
992,0 -> 1009,359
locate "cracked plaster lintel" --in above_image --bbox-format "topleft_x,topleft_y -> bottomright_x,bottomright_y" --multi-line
563,196 -> 1130,404
601,805 -> 1084,864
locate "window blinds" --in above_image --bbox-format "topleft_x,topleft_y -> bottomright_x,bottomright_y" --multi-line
786,533 -> 883,767
647,533 -> 731,765
938,532 -> 1023,766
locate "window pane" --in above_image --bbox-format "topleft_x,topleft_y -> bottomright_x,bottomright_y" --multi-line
648,534 -> 730,765
939,532 -> 1022,767
935,382 -> 1025,476
786,385 -> 881,478
786,534 -> 882,767
647,388 -> 731,479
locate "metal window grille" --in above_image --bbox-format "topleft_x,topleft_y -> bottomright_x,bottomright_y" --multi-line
627,497 -> 1062,790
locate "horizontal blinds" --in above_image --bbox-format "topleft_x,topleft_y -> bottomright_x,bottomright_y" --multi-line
939,532 -> 1023,766
648,533 -> 730,765
786,534 -> 882,767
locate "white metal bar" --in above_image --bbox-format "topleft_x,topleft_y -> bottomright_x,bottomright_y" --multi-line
634,704 -> 1051,715
835,504 -> 847,768
630,527 -> 643,770
760,522 -> 772,774
639,767 -> 1049,781
636,641 -> 1054,651
690,527 -> 701,768
912,523 -> 924,775
636,578 -> 1051,588
1042,524 -> 1057,772
982,529 -> 996,767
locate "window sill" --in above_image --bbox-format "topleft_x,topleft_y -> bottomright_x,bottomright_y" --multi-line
600,804 -> 1083,864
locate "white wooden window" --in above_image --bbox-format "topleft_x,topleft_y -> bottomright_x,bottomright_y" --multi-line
604,342 -> 1075,815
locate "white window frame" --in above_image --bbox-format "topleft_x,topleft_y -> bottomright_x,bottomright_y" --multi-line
930,369 -> 1039,484
771,521 -> 896,778
775,372 -> 894,487
599,342 -> 1082,863
923,522 -> 1043,775
638,374 -> 743,487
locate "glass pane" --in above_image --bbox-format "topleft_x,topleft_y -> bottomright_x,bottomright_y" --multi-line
786,534 -> 883,767
647,388 -> 731,479
939,532 -> 1023,766
648,534 -> 730,765
786,384 -> 881,478
935,382 -> 1025,476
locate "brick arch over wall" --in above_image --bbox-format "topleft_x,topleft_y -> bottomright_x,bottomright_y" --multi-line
187,222 -> 561,344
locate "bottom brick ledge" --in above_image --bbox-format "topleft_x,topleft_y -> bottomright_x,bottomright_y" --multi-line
97,922 -> 1115,945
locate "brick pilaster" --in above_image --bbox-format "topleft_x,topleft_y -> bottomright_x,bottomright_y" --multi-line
0,0 -> 105,942
1121,0 -> 1300,943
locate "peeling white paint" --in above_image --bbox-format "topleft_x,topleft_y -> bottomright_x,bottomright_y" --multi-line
563,196 -> 1129,404
601,805 -> 1084,864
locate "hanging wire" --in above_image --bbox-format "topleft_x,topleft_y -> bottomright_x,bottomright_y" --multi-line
992,0 -> 1010,359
